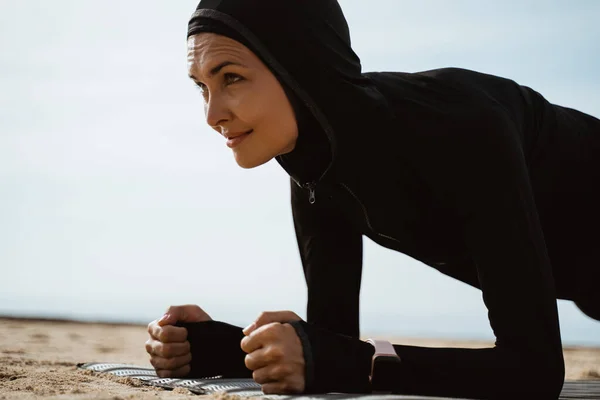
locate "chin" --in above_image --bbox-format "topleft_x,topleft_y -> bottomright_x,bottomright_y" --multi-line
233,152 -> 273,169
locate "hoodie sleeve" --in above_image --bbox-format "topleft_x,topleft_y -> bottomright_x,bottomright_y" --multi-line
385,109 -> 565,399
290,178 -> 364,339
290,179 -> 371,393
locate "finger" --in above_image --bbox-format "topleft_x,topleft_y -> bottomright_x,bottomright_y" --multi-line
252,364 -> 290,384
145,338 -> 158,355
244,311 -> 301,336
158,312 -> 176,327
161,325 -> 188,343
244,347 -> 274,371
150,352 -> 192,371
261,381 -> 302,395
241,322 -> 281,353
159,305 -> 184,326
147,320 -> 160,340
150,325 -> 188,343
149,340 -> 191,358
156,364 -> 191,379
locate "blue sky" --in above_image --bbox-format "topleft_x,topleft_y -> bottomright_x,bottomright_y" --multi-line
1,0 -> 599,344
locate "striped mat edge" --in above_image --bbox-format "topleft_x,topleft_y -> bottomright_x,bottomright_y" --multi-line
77,362 -> 600,399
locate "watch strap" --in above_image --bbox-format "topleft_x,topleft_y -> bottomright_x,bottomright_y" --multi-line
365,338 -> 401,394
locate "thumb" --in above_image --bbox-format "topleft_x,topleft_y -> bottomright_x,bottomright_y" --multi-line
157,312 -> 178,327
157,305 -> 189,327
243,311 -> 302,336
158,304 -> 211,326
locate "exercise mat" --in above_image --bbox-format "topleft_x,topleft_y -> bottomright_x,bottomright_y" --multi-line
77,362 -> 600,399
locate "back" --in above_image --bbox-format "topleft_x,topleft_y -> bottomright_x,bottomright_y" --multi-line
366,67 -> 552,161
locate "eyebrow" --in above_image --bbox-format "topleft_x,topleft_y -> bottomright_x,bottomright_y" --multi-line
188,60 -> 245,83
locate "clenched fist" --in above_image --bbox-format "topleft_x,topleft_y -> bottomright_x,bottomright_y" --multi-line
241,311 -> 305,394
145,305 -> 212,378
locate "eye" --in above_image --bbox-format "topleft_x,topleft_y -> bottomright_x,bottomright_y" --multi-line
223,73 -> 244,86
195,82 -> 208,97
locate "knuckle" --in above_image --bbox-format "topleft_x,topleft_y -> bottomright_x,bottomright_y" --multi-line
275,364 -> 290,377
161,327 -> 176,342
262,324 -> 276,338
257,311 -> 269,323
266,323 -> 283,336
263,348 -> 273,360
264,347 -> 282,362
159,328 -> 168,342
161,345 -> 172,358
240,336 -> 250,353
270,346 -> 284,360
164,358 -> 176,370
252,370 -> 264,384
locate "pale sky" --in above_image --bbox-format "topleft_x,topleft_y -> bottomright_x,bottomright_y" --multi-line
1,0 -> 599,344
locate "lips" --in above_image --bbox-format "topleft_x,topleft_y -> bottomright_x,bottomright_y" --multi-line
225,129 -> 253,140
225,130 -> 252,148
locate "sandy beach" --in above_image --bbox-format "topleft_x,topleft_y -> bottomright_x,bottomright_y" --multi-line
1,317 -> 598,399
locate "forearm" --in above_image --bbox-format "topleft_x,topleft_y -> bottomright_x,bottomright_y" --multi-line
292,320 -> 564,398
390,344 -> 563,399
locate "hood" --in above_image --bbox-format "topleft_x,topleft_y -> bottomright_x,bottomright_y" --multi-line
187,0 -> 393,189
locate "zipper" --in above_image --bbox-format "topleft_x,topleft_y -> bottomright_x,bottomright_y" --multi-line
291,178 -> 317,205
339,183 -> 404,245
305,181 -> 317,204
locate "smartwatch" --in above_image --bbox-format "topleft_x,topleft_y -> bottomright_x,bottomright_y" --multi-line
365,339 -> 402,394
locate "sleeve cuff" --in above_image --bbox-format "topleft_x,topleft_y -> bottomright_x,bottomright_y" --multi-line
288,320 -> 374,393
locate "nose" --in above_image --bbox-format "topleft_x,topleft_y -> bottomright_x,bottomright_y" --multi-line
205,93 -> 231,132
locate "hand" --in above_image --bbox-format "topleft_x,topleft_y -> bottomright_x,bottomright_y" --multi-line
145,305 -> 212,378
241,311 -> 305,394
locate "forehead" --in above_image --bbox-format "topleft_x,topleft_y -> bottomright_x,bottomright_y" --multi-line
187,33 -> 252,73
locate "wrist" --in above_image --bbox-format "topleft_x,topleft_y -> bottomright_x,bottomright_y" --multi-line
288,320 -> 374,394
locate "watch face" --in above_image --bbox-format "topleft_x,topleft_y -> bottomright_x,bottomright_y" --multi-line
372,355 -> 402,392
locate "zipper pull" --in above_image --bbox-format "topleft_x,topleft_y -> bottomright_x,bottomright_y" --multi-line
305,182 -> 316,204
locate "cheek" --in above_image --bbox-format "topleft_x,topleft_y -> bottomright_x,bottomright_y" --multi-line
234,81 -> 295,129
230,90 -> 263,124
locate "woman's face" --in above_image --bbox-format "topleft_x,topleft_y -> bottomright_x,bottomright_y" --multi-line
187,33 -> 298,169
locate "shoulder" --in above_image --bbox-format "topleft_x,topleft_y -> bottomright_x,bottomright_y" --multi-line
366,67 -> 510,88
366,67 -> 527,118
369,67 -> 520,90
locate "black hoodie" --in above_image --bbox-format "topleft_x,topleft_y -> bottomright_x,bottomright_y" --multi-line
181,1 -> 600,398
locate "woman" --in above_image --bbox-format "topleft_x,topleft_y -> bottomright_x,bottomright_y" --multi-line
145,0 -> 600,398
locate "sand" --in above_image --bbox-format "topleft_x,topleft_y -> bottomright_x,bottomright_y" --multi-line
0,317 -> 598,399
